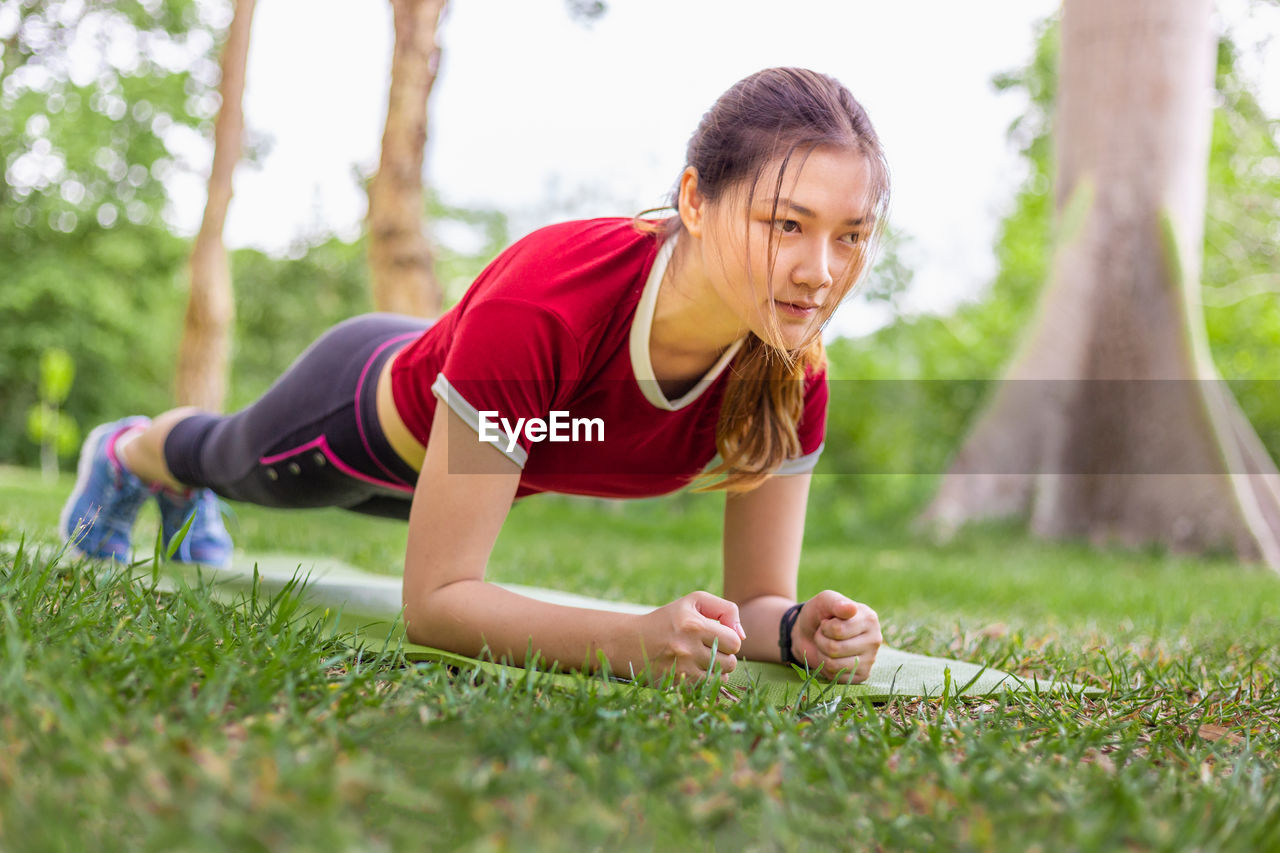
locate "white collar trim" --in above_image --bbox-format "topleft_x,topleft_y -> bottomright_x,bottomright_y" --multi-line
629,234 -> 747,412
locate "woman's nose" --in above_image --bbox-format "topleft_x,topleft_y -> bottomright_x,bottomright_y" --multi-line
791,239 -> 834,289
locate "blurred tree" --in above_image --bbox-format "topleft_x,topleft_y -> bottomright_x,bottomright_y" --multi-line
851,225 -> 915,314
921,0 -> 1280,567
563,0 -> 607,22
228,193 -> 508,409
0,0 -> 222,466
366,0 -> 607,317
25,348 -> 78,481
0,0 -> 218,223
0,1 -> 518,467
174,0 -> 255,410
822,10 -> 1280,528
367,0 -> 446,317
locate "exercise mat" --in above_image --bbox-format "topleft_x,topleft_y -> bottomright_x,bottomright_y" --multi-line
155,552 -> 1098,702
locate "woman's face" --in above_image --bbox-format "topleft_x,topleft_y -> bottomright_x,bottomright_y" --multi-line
694,145 -> 876,350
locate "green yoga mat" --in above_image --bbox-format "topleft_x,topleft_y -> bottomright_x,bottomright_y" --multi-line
156,553 -> 1098,703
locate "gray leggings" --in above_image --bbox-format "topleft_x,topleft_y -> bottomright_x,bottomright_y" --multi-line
164,314 -> 432,519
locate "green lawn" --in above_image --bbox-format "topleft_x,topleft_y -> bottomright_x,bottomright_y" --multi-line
1,464 -> 1278,850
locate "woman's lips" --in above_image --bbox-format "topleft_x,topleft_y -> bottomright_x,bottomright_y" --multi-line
776,300 -> 818,318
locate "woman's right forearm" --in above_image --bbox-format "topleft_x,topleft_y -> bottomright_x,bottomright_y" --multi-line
404,579 -> 648,677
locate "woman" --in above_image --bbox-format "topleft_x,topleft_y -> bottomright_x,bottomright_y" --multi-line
62,67 -> 888,685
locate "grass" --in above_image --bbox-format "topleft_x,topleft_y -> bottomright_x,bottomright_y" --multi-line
1,464 -> 1279,850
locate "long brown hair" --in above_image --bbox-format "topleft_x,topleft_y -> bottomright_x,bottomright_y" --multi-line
636,67 -> 891,493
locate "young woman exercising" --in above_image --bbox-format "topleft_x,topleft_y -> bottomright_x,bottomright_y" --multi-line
62,67 -> 889,684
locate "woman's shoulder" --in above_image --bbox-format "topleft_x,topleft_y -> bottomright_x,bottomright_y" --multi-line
469,217 -> 666,331
502,217 -> 663,268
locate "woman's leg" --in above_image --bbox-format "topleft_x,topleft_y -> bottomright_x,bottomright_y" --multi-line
152,314 -> 426,511
108,407 -> 236,566
117,406 -> 202,491
59,415 -> 161,564
62,314 -> 429,564
60,407 -> 237,568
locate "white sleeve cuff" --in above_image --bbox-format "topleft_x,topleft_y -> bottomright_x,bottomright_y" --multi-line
431,373 -> 529,468
773,442 -> 824,476
701,441 -> 825,478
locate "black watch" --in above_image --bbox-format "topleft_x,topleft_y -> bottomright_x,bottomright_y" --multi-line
778,601 -> 807,667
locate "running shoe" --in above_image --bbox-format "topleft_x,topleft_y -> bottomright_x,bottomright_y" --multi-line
59,416 -> 152,563
156,487 -> 234,569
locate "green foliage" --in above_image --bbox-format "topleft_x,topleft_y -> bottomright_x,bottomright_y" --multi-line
856,224 -> 916,311
226,236 -> 375,410
428,190 -> 511,309
0,219 -> 189,466
0,0 -> 511,464
25,405 -> 78,456
0,0 -> 222,230
225,195 -> 509,411
1201,35 -> 1280,451
0,201 -> 509,466
0,0 -> 222,466
26,347 -> 80,473
37,347 -> 75,404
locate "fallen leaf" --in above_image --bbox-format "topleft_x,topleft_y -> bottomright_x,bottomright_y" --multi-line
1197,724 -> 1244,745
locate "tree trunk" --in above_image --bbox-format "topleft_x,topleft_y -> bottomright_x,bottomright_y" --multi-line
367,0 -> 446,318
174,0 -> 255,411
920,0 -> 1280,570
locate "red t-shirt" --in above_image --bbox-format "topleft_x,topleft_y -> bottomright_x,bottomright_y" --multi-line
390,217 -> 828,500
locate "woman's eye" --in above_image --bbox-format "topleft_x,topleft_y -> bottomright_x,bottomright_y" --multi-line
841,232 -> 862,246
774,219 -> 800,233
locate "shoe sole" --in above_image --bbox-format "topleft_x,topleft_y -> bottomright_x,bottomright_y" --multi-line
57,418 -> 148,560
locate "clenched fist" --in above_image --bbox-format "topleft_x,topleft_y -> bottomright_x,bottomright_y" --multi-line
788,590 -> 882,683
633,591 -> 746,682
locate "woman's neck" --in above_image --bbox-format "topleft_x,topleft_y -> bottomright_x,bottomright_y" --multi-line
648,231 -> 747,373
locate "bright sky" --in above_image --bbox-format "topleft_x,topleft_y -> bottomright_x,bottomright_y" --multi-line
165,0 -> 1279,338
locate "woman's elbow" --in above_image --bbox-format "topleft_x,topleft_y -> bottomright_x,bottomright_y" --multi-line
400,577 -> 475,648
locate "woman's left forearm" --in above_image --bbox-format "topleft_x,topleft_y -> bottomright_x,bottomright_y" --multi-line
721,473 -> 814,663
735,593 -> 799,663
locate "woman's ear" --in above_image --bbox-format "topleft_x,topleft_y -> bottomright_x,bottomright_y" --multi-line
676,167 -> 706,238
